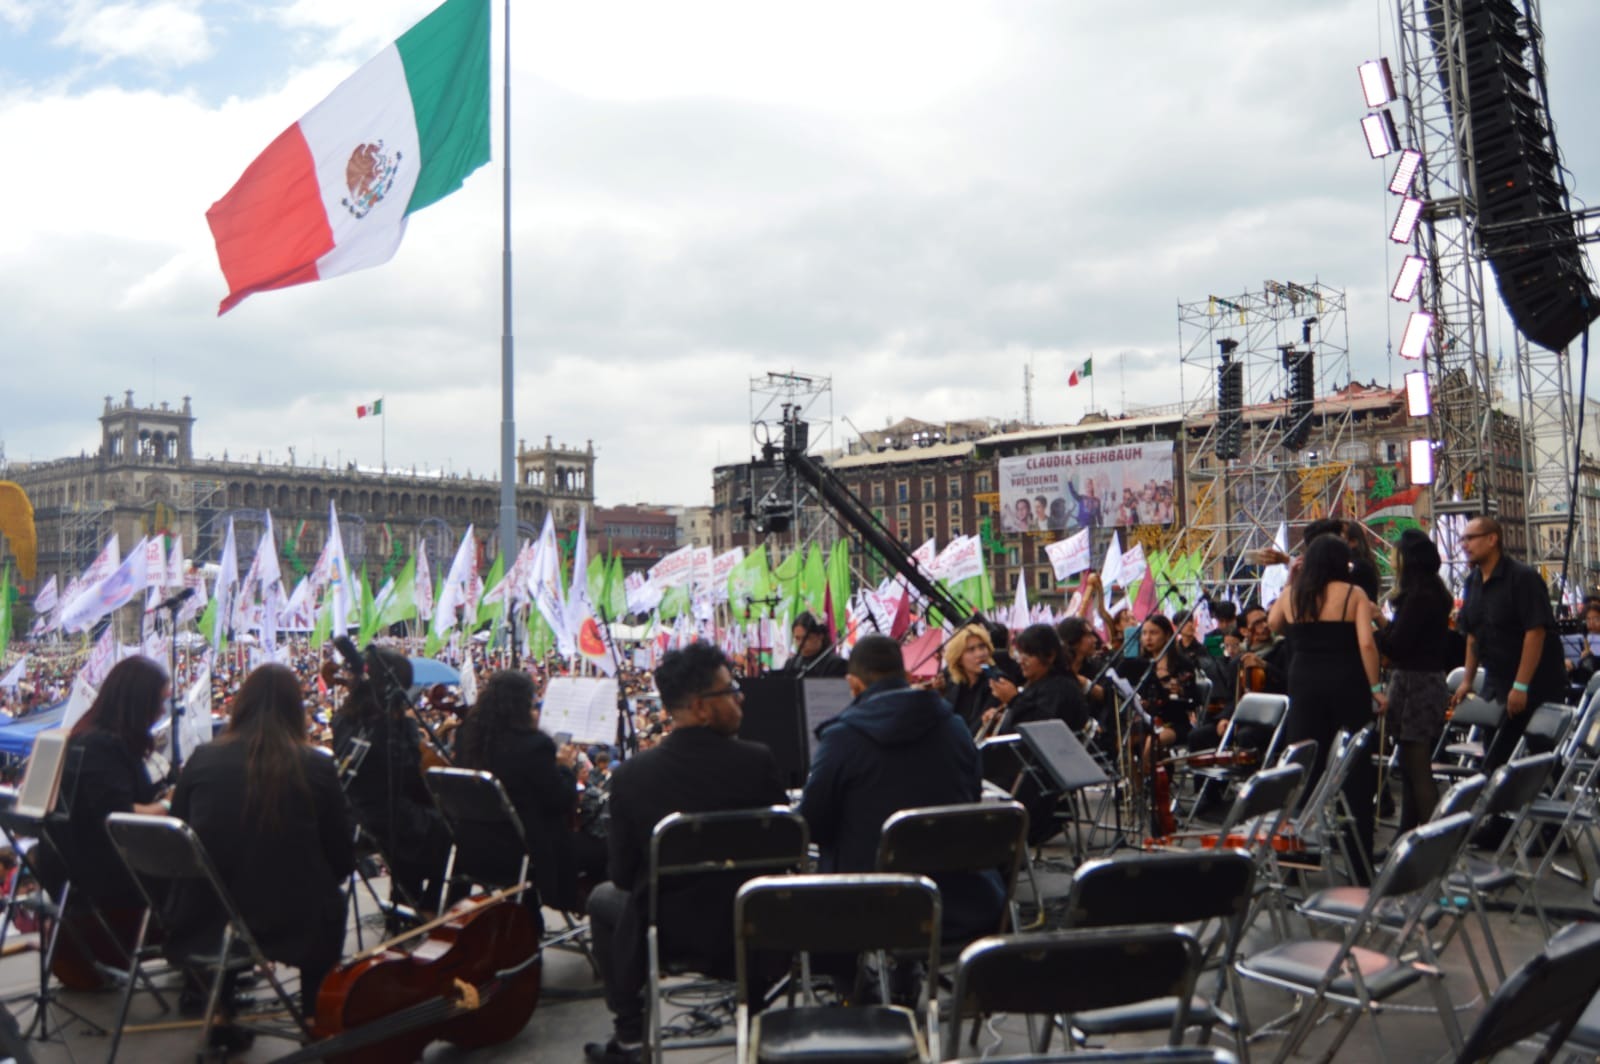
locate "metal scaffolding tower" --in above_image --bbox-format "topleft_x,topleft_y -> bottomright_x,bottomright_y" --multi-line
745,371 -> 835,555
1177,281 -> 1354,598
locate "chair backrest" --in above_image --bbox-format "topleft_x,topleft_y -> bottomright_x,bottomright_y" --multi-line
735,873 -> 941,1012
1372,812 -> 1476,900
877,801 -> 1027,885
1216,764 -> 1304,841
1481,754 -> 1558,819
1446,666 -> 1484,696
649,808 -> 808,922
1065,850 -> 1254,931
1434,775 -> 1487,820
1454,921 -> 1600,1063
1523,703 -> 1576,751
14,729 -> 70,821
1295,726 -> 1373,834
1447,696 -> 1505,731
953,927 -> 1199,1026
1232,693 -> 1289,730
425,767 -> 528,843
105,813 -> 216,883
1275,739 -> 1318,777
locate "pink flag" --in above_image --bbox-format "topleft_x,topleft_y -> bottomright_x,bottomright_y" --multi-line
1132,572 -> 1158,623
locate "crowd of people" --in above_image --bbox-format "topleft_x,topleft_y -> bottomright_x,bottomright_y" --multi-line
0,509 -> 1588,1059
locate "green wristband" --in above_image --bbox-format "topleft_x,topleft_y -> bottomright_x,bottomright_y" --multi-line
1369,683 -> 1383,694
1512,681 -> 1530,694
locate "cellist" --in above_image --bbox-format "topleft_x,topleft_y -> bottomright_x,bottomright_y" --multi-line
166,664 -> 353,1053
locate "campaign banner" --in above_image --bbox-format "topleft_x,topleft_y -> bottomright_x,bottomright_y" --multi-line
1044,529 -> 1092,580
998,441 -> 1175,532
932,536 -> 984,584
648,545 -> 696,590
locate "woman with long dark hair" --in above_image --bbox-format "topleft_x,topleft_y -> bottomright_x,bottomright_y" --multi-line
984,624 -> 1089,736
168,664 -> 353,1035
1128,614 -> 1199,750
453,670 -> 597,916
1269,534 -> 1386,881
37,656 -> 170,906
331,646 -> 448,911
1376,529 -> 1454,829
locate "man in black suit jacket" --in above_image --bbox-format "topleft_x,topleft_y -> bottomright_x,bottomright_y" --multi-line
585,644 -> 787,1064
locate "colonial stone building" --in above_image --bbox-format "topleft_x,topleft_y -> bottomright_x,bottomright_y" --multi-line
8,392 -> 596,593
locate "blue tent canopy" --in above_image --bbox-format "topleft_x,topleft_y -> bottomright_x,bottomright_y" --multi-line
0,704 -> 67,759
408,658 -> 460,687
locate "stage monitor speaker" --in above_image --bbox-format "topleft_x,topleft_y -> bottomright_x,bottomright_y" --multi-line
737,675 -> 807,790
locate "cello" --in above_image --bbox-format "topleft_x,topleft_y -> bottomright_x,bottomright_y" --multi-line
312,887 -> 542,1064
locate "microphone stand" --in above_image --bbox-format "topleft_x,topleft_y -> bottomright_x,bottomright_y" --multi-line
162,596 -> 188,776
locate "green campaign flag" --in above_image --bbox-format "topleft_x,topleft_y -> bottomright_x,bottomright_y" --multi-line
529,607 -> 554,660
801,544 -> 826,618
658,584 -> 690,621
0,564 -> 11,652
586,553 -> 608,615
475,552 -> 505,629
773,550 -> 802,619
605,554 -> 627,621
310,597 -> 332,651
825,541 -> 850,635
728,545 -> 771,623
379,554 -> 417,629
358,572 -> 381,644
198,597 -> 228,657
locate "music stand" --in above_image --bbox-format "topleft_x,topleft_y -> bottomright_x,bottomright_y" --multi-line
1016,720 -> 1111,864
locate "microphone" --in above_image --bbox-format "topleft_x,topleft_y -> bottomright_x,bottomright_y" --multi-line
157,588 -> 196,612
332,635 -> 366,678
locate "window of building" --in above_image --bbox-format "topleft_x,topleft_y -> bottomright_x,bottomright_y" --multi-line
898,505 -> 910,529
948,475 -> 961,498
872,482 -> 884,504
976,472 -> 992,493
949,501 -> 962,521
923,503 -> 935,523
978,500 -> 991,518
1007,547 -> 1020,566
922,476 -> 936,499
1036,568 -> 1052,592
897,480 -> 909,503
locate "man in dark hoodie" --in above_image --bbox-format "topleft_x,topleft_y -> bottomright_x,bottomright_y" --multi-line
799,634 -> 1004,943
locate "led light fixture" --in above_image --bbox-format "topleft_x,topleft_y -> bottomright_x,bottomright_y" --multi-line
1358,58 -> 1396,107
1399,310 -> 1433,359
1409,439 -> 1434,485
1362,111 -> 1400,158
1404,371 -> 1431,416
1390,197 -> 1424,243
1388,149 -> 1422,195
1392,256 -> 1426,302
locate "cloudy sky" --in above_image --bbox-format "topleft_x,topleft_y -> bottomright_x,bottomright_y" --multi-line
3,0 -> 1597,506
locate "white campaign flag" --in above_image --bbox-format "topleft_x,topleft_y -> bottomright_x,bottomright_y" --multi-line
1009,573 -> 1030,632
166,535 -> 185,589
1044,529 -> 1092,581
175,660 -> 215,762
528,515 -> 572,657
144,538 -> 166,590
1099,530 -> 1124,604
415,538 -> 434,623
0,656 -> 27,691
212,519 -> 239,647
61,537 -> 149,633
565,510 -> 616,675
32,576 -> 57,615
433,524 -> 477,638
1260,522 -> 1291,608
1119,543 -> 1148,586
322,503 -> 353,637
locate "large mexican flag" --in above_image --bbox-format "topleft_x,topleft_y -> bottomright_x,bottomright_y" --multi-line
206,0 -> 490,314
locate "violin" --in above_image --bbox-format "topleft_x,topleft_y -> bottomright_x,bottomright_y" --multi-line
313,888 -> 542,1063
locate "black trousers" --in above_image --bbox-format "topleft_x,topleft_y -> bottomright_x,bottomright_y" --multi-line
587,881 -> 646,1043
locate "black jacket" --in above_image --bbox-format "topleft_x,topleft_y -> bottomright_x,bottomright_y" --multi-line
998,672 -> 1089,735
332,709 -> 438,858
454,727 -> 579,910
784,648 -> 848,678
800,679 -> 1002,941
942,670 -> 998,735
38,730 -> 161,907
167,741 -> 354,967
1377,583 -> 1458,672
606,726 -> 787,975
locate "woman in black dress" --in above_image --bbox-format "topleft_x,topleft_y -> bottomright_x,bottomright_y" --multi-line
453,670 -> 596,917
37,656 -> 170,907
168,664 -> 353,1040
1376,529 -> 1454,830
1269,535 -> 1386,881
1127,614 -> 1200,751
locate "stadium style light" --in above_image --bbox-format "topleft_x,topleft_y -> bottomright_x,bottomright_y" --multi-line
1409,439 -> 1435,485
1388,149 -> 1422,195
1399,310 -> 1433,359
1390,197 -> 1424,243
1392,255 -> 1427,302
1404,370 -> 1431,416
1362,111 -> 1401,158
1358,58 -> 1397,108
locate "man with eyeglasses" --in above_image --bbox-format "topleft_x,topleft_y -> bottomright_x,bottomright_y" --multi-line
1452,514 -> 1566,772
584,643 -> 786,1064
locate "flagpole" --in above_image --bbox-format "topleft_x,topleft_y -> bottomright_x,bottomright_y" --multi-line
381,394 -> 387,474
496,0 -> 518,651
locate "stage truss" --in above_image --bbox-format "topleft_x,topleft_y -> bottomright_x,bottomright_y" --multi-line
1177,281 -> 1355,600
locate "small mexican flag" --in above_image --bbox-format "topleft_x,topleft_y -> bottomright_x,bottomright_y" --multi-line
1069,357 -> 1093,387
356,399 -> 384,418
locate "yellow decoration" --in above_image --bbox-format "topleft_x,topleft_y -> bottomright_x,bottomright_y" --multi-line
0,482 -> 37,582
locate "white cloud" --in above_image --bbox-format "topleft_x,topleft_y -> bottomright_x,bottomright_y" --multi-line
0,0 -> 38,31
55,0 -> 212,67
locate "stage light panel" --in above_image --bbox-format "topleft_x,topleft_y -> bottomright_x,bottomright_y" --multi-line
1389,149 -> 1422,195
1404,371 -> 1431,416
1362,111 -> 1400,158
1409,439 -> 1434,485
1358,58 -> 1396,107
1392,255 -> 1426,302
1399,310 -> 1433,360
1390,197 -> 1424,243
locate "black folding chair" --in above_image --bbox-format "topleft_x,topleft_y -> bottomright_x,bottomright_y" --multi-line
736,873 -> 941,1064
875,801 -> 1029,942
648,808 -> 809,1064
1062,850 -> 1255,1061
1451,921 -> 1600,1063
105,813 -> 310,1064
1433,696 -> 1503,781
949,1052 -> 1234,1064
950,926 -> 1202,1054
1235,813 -> 1477,1063
423,765 -> 594,967
1175,694 -> 1289,828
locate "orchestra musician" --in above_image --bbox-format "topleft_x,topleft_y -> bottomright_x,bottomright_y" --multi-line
982,624 -> 1091,738
782,612 -> 848,678
36,656 -> 171,911
451,670 -> 603,919
166,664 -> 353,1051
331,646 -> 449,915
1128,615 -> 1199,752
935,623 -> 1000,735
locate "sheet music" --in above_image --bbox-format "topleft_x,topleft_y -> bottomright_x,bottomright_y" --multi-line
541,677 -> 621,746
1108,672 -> 1150,724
